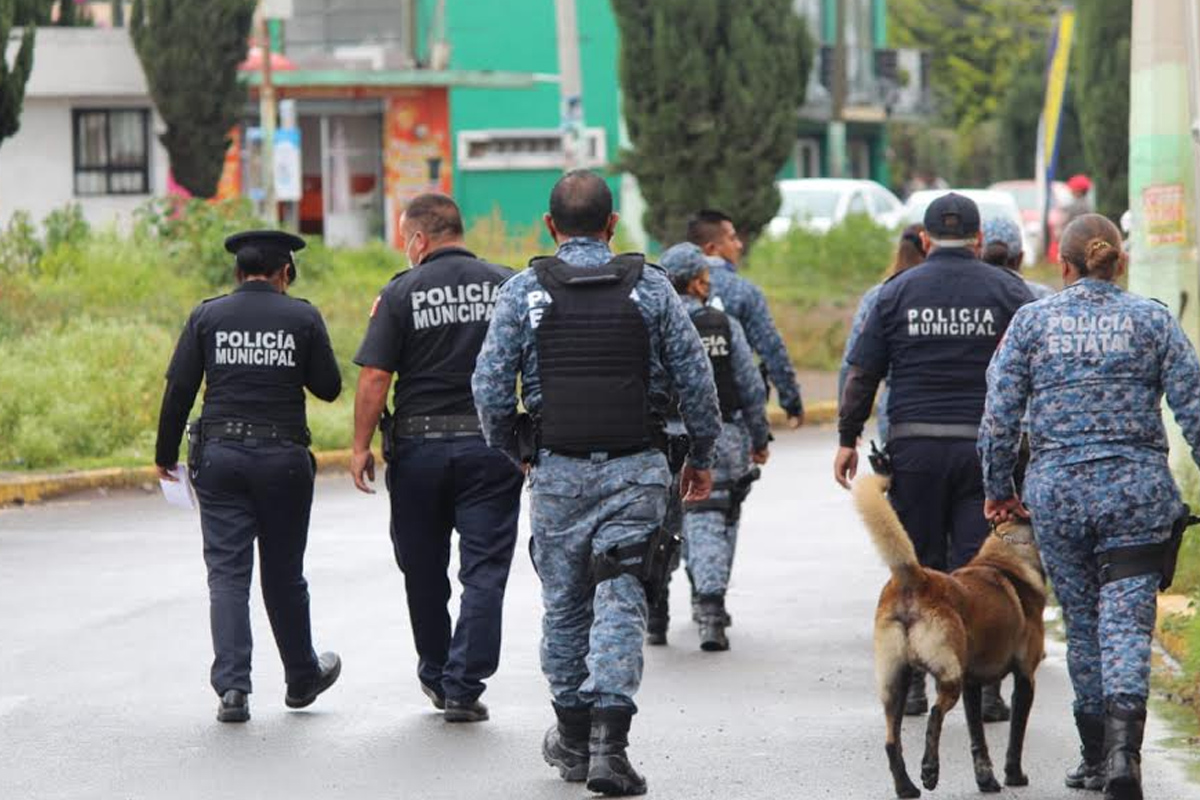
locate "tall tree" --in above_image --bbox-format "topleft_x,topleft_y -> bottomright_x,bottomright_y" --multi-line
0,0 -> 37,151
612,0 -> 812,244
130,0 -> 254,197
1073,0 -> 1130,220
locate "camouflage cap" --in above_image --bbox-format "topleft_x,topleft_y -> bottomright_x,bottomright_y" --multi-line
982,216 -> 1023,256
660,242 -> 709,283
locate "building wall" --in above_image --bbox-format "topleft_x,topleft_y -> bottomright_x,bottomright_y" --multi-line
0,29 -> 170,230
422,0 -> 621,230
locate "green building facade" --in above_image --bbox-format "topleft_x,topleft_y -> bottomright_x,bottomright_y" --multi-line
418,0 -> 893,232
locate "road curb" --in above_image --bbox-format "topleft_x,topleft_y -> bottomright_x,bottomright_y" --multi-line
0,404 -> 839,509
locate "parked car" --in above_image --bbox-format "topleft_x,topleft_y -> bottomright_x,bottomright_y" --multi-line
768,178 -> 905,237
903,188 -> 1032,265
989,179 -> 1073,259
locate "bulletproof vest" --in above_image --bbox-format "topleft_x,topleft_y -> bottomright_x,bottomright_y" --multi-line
533,254 -> 654,453
690,305 -> 738,420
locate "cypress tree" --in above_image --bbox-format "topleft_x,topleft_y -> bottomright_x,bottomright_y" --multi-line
0,0 -> 37,151
612,0 -> 812,244
1073,0 -> 1130,221
130,0 -> 255,197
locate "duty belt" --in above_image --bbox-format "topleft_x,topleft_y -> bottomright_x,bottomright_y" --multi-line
394,415 -> 482,438
888,422 -> 979,441
202,421 -> 311,445
549,429 -> 669,462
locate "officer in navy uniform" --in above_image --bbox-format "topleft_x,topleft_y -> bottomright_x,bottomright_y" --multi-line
155,230 -> 343,723
835,194 -> 1033,719
350,194 -> 523,723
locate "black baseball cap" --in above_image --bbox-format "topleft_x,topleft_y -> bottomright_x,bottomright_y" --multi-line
923,193 -> 981,242
225,230 -> 306,281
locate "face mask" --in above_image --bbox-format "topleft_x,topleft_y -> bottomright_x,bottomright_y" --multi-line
405,235 -> 422,269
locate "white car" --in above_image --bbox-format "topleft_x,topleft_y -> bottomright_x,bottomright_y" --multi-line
768,178 -> 905,237
903,189 -> 1033,265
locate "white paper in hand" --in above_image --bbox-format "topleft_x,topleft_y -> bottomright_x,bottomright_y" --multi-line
160,466 -> 197,510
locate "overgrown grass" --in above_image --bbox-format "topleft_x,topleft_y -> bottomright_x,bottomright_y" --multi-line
743,215 -> 898,371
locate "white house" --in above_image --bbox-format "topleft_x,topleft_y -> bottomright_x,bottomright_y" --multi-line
0,28 -> 169,229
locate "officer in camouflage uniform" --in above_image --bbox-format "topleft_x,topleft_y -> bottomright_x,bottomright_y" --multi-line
472,171 -> 722,796
979,214 -> 1200,800
660,243 -> 770,652
980,216 -> 1055,300
687,210 -> 804,425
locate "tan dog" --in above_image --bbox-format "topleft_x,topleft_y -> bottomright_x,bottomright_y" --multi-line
852,474 -> 1046,798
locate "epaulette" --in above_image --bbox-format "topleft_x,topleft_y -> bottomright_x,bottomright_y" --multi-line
200,294 -> 227,304
643,260 -> 667,274
1150,297 -> 1168,308
293,297 -> 313,305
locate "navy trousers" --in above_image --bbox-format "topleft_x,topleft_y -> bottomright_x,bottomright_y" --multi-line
385,435 -> 523,703
887,437 -> 990,572
192,440 -> 321,696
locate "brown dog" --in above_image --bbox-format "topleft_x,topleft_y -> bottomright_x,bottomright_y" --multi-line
852,474 -> 1046,798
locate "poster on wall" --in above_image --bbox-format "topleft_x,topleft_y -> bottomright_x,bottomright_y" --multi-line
383,89 -> 452,249
1142,183 -> 1187,247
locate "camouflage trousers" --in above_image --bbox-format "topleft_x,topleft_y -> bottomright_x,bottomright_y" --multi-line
1026,457 -> 1181,714
684,421 -> 751,596
529,448 -> 671,712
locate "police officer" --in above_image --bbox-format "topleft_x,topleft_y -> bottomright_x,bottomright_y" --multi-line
349,194 -> 523,723
837,224 -> 928,444
660,243 -> 770,652
154,230 -> 343,723
980,216 -> 1054,299
835,193 -> 1032,719
980,214 -> 1200,800
687,209 -> 805,426
472,170 -> 722,796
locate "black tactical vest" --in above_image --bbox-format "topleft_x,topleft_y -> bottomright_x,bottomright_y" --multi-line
533,254 -> 654,453
691,305 -> 738,420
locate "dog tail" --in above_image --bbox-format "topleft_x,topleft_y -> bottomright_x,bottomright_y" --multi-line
851,474 -> 924,589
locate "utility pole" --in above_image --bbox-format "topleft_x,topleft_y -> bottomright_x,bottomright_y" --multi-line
554,0 -> 584,172
829,0 -> 847,178
259,13 -> 279,224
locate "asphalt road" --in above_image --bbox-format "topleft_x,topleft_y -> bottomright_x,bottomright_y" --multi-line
2,429 -> 1198,800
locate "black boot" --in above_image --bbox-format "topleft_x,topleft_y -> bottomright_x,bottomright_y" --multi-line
904,668 -> 928,716
543,703 -> 590,782
1065,710 -> 1105,791
697,594 -> 729,652
586,707 -> 647,796
982,681 -> 1012,723
646,585 -> 669,646
1103,698 -> 1146,800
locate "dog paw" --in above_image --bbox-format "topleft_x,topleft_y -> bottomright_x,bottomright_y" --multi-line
896,781 -> 921,799
921,765 -> 939,791
1004,769 -> 1029,787
976,773 -> 1002,793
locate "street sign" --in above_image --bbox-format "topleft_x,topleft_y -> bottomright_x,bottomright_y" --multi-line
274,127 -> 302,202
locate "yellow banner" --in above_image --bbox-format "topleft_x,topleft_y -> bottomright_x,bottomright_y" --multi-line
1042,10 -> 1076,167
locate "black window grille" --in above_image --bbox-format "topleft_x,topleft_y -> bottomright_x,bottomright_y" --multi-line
72,108 -> 151,196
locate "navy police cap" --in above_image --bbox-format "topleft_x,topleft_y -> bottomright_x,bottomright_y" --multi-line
224,229 -> 306,280
923,193 -> 981,242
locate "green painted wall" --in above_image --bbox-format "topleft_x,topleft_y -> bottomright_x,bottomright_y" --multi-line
422,0 -> 622,231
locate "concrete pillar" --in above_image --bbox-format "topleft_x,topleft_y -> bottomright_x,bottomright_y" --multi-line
1129,0 -> 1200,492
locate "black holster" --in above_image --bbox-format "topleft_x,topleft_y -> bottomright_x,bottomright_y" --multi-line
591,526 -> 681,609
515,413 -> 539,466
1098,505 -> 1199,591
685,467 -> 761,525
379,410 -> 395,461
868,440 -> 892,476
666,433 -> 691,475
185,420 -> 204,476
